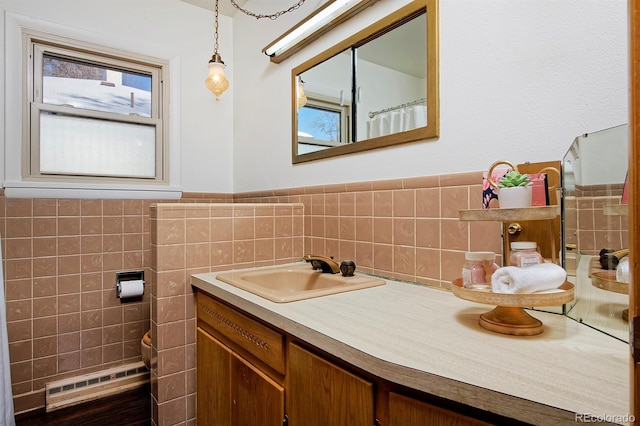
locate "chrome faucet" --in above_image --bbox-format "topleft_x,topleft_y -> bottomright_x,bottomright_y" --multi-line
302,254 -> 340,274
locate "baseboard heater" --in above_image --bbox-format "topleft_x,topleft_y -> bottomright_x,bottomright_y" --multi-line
45,361 -> 149,412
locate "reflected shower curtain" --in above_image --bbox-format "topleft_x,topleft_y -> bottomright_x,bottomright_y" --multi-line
0,236 -> 15,426
368,105 -> 428,138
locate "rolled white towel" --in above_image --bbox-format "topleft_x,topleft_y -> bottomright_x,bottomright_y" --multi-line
491,263 -> 566,294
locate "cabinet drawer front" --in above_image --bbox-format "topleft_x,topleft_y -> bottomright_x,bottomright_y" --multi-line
197,292 -> 285,374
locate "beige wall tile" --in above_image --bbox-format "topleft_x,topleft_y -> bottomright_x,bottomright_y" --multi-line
9,341 -> 32,363
415,188 -> 440,218
415,218 -> 440,249
393,218 -> 415,246
339,192 -> 355,216
58,200 -> 80,216
355,192 -> 373,216
32,238 -> 56,258
210,217 -> 232,241
103,343 -> 123,363
33,199 -> 56,217
255,217 -> 274,239
373,191 -> 392,217
5,279 -> 31,301
6,299 -> 32,323
234,240 -> 255,264
7,320 -> 31,343
57,294 -> 80,315
58,217 -> 80,236
33,356 -> 56,379
58,314 -> 80,335
81,347 -> 102,368
416,247 -> 440,280
373,244 -> 393,274
6,199 -> 33,218
33,277 -> 56,298
6,218 -> 32,239
32,297 -> 56,318
6,239 -> 31,260
32,316 -> 57,340
440,219 -> 469,251
58,332 -> 80,353
373,218 -> 392,244
393,190 -> 415,217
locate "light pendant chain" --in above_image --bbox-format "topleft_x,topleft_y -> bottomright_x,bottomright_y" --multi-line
230,0 -> 306,20
214,0 -> 220,53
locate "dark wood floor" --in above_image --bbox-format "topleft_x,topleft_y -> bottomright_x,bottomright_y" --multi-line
15,384 -> 151,426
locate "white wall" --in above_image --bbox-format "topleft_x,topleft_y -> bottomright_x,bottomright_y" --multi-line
0,0 -> 235,195
0,0 -> 628,196
232,0 -> 628,193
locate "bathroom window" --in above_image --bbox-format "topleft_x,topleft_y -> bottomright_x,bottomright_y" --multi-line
297,95 -> 350,154
26,32 -> 168,184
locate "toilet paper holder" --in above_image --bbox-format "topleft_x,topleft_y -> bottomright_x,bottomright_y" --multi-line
116,270 -> 144,299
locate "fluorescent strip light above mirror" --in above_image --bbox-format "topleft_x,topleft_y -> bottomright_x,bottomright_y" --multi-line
262,0 -> 379,63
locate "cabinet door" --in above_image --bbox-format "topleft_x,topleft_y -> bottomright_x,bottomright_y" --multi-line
388,392 -> 491,426
231,353 -> 284,425
197,328 -> 232,426
197,328 -> 285,426
287,342 -> 375,426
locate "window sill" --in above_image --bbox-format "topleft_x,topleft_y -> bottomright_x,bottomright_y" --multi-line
3,180 -> 182,200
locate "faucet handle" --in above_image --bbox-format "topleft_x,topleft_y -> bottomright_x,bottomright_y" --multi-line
339,260 -> 356,277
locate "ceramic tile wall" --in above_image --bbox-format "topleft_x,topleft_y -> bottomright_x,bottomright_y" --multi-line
1,193 -> 231,414
149,203 -> 304,426
234,172 -> 504,287
2,198 -> 154,413
575,196 -> 629,255
569,184 -> 628,255
2,170 -> 503,422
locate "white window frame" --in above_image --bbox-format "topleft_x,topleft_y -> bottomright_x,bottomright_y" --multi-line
298,93 -> 351,147
3,12 -> 182,199
27,30 -> 167,182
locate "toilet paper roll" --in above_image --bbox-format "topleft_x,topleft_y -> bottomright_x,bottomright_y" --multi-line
117,279 -> 144,299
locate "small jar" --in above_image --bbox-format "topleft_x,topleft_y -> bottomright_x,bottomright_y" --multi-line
509,242 -> 543,267
462,252 -> 498,289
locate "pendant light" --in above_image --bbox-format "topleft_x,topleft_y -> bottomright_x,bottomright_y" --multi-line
205,0 -> 229,100
297,76 -> 307,108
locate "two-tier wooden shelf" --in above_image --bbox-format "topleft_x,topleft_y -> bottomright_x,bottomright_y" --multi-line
455,206 -> 574,336
459,205 -> 561,265
592,203 -> 629,320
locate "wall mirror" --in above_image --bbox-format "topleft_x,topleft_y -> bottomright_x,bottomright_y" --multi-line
292,0 -> 439,163
562,124 -> 629,342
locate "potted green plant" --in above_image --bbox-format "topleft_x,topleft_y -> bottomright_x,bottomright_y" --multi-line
497,170 -> 532,208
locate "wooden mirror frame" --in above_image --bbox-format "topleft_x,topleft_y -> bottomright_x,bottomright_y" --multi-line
291,0 -> 439,164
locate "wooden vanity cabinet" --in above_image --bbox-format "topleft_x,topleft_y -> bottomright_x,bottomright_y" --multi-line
197,329 -> 284,426
196,292 -> 285,426
196,290 -> 498,426
287,342 -> 375,426
388,392 -> 491,426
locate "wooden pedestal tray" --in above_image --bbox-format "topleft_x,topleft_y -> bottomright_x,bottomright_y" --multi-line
452,278 -> 575,336
591,270 -> 630,322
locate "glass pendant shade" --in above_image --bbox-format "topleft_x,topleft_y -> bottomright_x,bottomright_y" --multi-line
205,57 -> 229,100
297,78 -> 307,108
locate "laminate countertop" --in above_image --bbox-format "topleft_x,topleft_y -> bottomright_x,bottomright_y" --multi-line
191,263 -> 630,425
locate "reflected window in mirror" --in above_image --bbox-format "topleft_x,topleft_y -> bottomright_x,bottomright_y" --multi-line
298,94 -> 351,154
297,49 -> 352,155
292,0 -> 438,163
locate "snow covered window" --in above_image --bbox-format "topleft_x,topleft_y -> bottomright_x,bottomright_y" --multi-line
26,33 -> 168,183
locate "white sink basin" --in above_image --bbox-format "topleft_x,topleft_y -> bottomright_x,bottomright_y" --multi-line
216,263 -> 385,303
